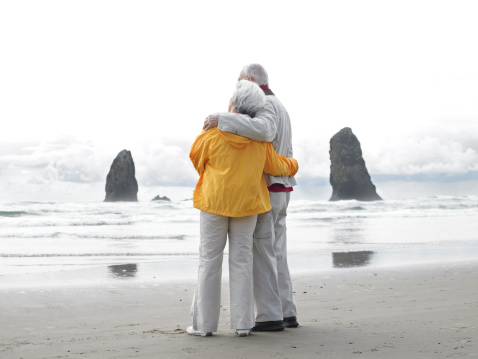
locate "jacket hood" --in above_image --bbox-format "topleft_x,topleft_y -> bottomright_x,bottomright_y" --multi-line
218,130 -> 253,149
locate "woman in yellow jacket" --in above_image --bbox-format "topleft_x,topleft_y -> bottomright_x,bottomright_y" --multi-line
187,80 -> 298,337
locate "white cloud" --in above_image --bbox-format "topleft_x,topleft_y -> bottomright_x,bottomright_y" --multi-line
1,127 -> 477,202
2,124 -> 478,187
134,141 -> 197,186
291,117 -> 478,182
293,139 -> 330,180
0,136 -> 198,201
365,119 -> 478,176
0,136 -> 109,183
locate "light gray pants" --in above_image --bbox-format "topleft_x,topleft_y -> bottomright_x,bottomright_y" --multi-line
253,191 -> 297,321
191,211 -> 256,333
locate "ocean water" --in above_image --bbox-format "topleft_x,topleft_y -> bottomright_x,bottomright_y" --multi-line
1,195 -> 478,277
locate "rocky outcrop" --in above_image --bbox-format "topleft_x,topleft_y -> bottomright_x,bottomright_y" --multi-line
151,195 -> 170,202
329,128 -> 382,201
104,150 -> 138,202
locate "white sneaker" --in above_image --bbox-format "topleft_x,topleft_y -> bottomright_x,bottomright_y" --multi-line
187,326 -> 212,337
235,329 -> 251,337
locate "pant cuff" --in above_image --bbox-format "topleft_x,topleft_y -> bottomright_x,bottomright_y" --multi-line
231,321 -> 255,330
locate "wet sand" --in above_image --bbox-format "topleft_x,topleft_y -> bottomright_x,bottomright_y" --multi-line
1,260 -> 477,358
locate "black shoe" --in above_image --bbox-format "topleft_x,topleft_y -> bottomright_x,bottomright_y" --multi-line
252,320 -> 285,332
283,316 -> 299,328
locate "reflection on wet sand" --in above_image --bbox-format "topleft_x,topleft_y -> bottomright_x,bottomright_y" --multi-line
332,219 -> 364,244
332,251 -> 375,268
108,263 -> 138,278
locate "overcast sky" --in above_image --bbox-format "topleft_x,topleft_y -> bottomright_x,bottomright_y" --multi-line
1,0 -> 477,201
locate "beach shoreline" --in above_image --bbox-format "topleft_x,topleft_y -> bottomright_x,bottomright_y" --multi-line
2,241 -> 478,286
1,259 -> 477,358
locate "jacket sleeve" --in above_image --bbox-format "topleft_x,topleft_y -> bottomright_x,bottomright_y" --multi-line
217,101 -> 277,142
189,131 -> 209,176
263,143 -> 298,177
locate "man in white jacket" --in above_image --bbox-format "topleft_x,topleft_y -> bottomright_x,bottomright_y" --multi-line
204,64 -> 298,331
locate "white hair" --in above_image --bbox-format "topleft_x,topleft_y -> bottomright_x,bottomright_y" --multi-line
231,80 -> 266,117
240,63 -> 269,86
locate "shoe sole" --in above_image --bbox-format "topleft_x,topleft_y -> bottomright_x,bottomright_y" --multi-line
236,330 -> 251,337
187,330 -> 213,337
252,327 -> 285,332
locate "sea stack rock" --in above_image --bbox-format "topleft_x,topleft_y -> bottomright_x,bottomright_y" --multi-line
104,150 -> 138,202
329,128 -> 382,201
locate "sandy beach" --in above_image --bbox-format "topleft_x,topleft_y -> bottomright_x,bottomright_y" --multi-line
1,259 -> 477,359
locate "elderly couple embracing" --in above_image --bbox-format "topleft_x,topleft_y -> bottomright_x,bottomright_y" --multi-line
187,64 -> 299,337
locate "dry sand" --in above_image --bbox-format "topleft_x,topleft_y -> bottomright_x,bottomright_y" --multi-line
1,260 -> 477,359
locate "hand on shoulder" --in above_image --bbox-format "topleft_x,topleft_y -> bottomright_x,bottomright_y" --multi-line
203,114 -> 219,131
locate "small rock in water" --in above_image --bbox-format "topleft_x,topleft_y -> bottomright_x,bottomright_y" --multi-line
151,195 -> 171,202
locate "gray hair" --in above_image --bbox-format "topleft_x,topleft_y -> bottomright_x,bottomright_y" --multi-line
240,63 -> 269,86
231,80 -> 266,117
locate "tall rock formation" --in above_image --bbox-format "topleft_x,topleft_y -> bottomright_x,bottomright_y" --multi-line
329,127 -> 382,201
104,150 -> 138,202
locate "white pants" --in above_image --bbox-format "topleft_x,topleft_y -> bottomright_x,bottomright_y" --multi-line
253,191 -> 297,321
191,211 -> 256,333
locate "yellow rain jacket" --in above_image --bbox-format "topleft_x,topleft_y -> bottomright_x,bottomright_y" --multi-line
190,128 -> 298,217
